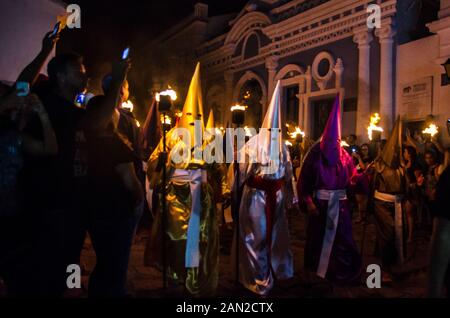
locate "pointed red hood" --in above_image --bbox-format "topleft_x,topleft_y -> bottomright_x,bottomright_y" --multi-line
320,94 -> 341,165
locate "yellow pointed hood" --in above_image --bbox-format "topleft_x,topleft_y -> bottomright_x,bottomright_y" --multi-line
206,110 -> 215,130
204,109 -> 216,144
177,62 -> 204,148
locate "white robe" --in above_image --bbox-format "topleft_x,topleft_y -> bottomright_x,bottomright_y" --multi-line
231,144 -> 295,295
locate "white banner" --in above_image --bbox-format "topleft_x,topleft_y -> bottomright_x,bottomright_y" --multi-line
400,76 -> 433,120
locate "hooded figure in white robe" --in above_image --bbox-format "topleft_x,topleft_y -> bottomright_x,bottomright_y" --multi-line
231,81 -> 295,295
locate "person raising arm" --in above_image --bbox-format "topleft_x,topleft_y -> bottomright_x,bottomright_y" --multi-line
16,30 -> 60,86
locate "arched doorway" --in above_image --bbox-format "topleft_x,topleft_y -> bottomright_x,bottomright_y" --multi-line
238,79 -> 263,128
233,71 -> 267,128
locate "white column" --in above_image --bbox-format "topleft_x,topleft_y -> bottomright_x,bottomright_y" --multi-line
265,56 -> 279,98
353,28 -> 373,142
334,58 -> 344,89
375,20 -> 396,133
297,77 -> 306,125
304,66 -> 312,136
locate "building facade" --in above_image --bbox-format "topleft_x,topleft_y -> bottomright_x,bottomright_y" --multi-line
149,0 -> 450,145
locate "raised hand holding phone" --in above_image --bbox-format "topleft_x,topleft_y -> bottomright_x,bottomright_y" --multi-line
42,22 -> 62,52
112,59 -> 131,88
50,21 -> 61,37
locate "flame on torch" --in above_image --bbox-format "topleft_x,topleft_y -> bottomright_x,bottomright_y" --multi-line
121,100 -> 134,112
230,105 -> 247,112
156,87 -> 177,102
368,113 -> 383,141
423,124 -> 438,137
289,127 -> 305,139
160,114 -> 172,125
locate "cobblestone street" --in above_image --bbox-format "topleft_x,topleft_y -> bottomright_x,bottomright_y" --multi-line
76,210 -> 430,298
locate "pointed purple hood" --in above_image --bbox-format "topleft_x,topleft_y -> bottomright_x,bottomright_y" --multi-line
320,94 -> 341,166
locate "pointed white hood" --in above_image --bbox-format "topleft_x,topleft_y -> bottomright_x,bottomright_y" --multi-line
255,80 -> 282,171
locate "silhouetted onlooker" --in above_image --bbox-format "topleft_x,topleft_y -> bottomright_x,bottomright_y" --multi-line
84,92 -> 143,297
0,91 -> 57,296
22,52 -> 89,296
428,165 -> 450,298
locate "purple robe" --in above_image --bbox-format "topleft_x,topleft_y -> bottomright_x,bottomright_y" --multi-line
298,143 -> 362,284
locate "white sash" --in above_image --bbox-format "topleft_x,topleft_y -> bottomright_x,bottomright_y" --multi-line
171,169 -> 207,268
315,189 -> 347,278
374,190 -> 404,265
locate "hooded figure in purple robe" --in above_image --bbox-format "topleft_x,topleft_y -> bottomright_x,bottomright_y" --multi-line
297,95 -> 362,284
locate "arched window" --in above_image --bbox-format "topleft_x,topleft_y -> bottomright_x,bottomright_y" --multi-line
243,33 -> 260,60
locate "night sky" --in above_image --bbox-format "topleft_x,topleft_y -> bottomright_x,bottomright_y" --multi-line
57,0 -> 249,119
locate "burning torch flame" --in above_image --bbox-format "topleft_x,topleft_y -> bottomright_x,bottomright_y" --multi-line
230,105 -> 246,112
423,124 -> 438,137
285,140 -> 293,147
160,114 -> 172,125
121,100 -> 134,112
156,88 -> 177,102
368,113 -> 383,141
289,127 -> 305,139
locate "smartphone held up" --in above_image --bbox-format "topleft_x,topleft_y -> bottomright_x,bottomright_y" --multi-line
122,47 -> 130,60
49,21 -> 61,37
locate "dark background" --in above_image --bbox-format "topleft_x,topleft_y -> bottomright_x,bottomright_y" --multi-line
57,0 -> 248,120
